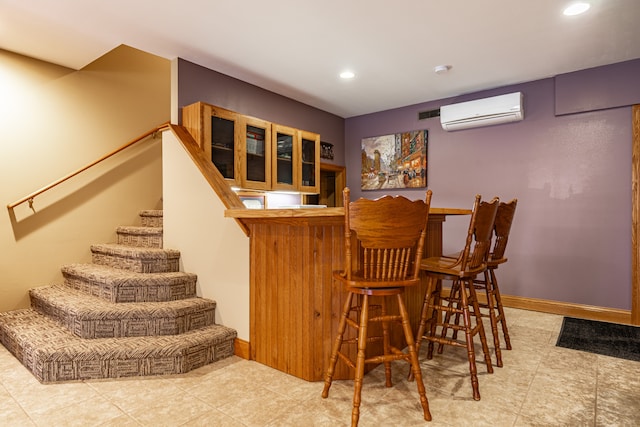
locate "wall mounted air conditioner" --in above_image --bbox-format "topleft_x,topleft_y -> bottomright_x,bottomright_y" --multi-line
440,92 -> 524,131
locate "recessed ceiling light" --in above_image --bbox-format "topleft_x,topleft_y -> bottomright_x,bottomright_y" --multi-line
340,71 -> 355,79
563,2 -> 591,16
434,65 -> 452,75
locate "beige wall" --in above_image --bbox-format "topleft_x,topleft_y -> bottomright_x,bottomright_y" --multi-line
0,45 -> 170,312
162,131 -> 250,340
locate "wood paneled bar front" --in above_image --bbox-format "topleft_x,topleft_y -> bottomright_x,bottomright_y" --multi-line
225,206 -> 471,381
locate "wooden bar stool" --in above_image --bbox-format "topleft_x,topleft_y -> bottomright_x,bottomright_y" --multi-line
413,195 -> 498,401
470,198 -> 517,367
322,188 -> 432,426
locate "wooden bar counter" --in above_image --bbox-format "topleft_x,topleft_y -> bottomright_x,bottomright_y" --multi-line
225,206 -> 470,381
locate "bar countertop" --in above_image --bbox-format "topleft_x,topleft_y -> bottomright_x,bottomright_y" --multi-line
224,206 -> 471,219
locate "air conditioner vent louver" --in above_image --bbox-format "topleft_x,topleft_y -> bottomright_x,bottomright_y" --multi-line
440,92 -> 524,131
418,109 -> 441,120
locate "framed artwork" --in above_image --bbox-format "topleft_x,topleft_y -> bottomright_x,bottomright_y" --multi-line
320,141 -> 334,160
361,129 -> 428,190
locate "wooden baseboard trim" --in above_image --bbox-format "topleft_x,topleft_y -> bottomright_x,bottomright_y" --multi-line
441,288 -> 631,324
499,294 -> 631,324
234,338 -> 250,359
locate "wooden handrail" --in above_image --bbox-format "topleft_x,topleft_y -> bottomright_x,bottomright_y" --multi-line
7,122 -> 170,211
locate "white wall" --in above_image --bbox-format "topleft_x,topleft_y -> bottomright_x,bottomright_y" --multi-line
162,130 -> 250,340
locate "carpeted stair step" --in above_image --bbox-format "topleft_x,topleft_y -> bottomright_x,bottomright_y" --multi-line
139,209 -> 163,227
91,243 -> 180,273
116,225 -> 163,248
1,208 -> 239,384
61,264 -> 197,303
0,308 -> 236,383
30,285 -> 216,339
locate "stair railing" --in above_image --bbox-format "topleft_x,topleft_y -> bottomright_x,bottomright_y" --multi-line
7,122 -> 170,212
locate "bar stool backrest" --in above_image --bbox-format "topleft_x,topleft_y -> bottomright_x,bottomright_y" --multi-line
461,196 -> 500,272
490,199 -> 518,263
342,188 -> 432,282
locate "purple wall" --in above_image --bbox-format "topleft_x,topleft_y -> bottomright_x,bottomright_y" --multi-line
177,55 -> 637,311
345,72 -> 635,310
555,59 -> 640,115
177,59 -> 345,166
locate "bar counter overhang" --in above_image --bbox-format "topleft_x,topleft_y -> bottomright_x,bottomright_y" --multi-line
225,206 -> 471,381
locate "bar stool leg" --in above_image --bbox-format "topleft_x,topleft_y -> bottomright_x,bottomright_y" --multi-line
426,278 -> 442,361
351,294 -> 369,427
322,291 -> 354,398
397,294 -> 432,421
380,297 -> 393,387
466,279 -> 494,375
483,269 -> 503,367
414,277 -> 439,356
410,276 -> 441,384
490,268 -> 512,350
457,280 -> 482,401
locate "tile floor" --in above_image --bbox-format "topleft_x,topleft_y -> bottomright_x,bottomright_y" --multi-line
1,307 -> 639,426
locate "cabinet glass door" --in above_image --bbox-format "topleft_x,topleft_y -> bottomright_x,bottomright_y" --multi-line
299,130 -> 320,193
246,125 -> 266,182
301,138 -> 316,187
273,125 -> 296,190
242,117 -> 271,190
211,115 -> 236,180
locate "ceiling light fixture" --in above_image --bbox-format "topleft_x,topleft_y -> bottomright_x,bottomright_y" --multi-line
340,71 -> 355,79
434,65 -> 451,75
563,2 -> 591,16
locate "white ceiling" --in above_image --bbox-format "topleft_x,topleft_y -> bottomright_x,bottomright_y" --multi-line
2,0 -> 639,118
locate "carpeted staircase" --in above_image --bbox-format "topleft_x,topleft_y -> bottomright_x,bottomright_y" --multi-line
0,210 -> 237,383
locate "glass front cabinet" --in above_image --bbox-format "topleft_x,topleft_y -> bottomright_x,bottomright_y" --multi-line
209,106 -> 239,184
182,101 -> 319,193
272,124 -> 296,191
298,130 -> 320,193
241,116 -> 272,190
